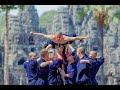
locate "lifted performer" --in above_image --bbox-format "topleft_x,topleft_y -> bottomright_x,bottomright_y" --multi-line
30,32 -> 89,49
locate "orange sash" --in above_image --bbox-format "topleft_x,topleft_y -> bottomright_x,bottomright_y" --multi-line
55,53 -> 65,65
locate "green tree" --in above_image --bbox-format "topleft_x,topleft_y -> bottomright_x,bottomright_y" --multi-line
78,5 -> 119,84
0,14 -> 5,39
39,10 -> 57,28
110,5 -> 120,23
0,5 -> 24,85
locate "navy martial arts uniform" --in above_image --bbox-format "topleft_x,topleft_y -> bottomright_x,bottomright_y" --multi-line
45,34 -> 76,73
36,58 -> 49,85
65,62 -> 77,85
71,50 -> 91,85
24,60 -> 38,85
48,58 -> 63,85
89,57 -> 104,85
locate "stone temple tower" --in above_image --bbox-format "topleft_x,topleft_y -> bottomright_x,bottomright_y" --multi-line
7,5 -> 41,85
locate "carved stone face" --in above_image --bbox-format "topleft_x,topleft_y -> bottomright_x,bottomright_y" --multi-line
109,22 -> 118,36
14,34 -> 20,44
108,36 -> 118,48
14,33 -> 23,44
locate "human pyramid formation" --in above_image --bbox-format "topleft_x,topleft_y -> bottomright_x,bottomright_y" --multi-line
24,32 -> 104,85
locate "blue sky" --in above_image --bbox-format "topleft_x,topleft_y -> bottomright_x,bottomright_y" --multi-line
10,5 -> 67,17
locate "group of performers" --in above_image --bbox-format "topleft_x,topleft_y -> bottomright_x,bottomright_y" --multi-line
24,32 -> 104,85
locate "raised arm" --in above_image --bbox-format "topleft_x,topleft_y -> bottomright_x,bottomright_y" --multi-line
96,57 -> 104,66
80,59 -> 96,68
56,52 -> 62,60
46,44 -> 52,50
30,32 -> 53,39
67,44 -> 75,52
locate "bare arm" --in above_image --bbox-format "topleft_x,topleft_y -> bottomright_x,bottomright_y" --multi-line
61,68 -> 71,78
80,60 -> 90,64
30,32 -> 53,39
46,44 -> 52,50
63,74 -> 71,78
68,36 -> 89,41
67,44 -> 75,52
40,61 -> 53,68
56,52 -> 62,59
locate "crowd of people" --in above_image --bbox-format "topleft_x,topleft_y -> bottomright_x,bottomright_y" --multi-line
24,32 -> 104,85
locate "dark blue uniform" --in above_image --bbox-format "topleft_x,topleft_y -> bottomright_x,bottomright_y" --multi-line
24,60 -> 38,85
36,58 -> 49,85
89,57 -> 104,85
48,58 -> 63,85
71,50 -> 91,85
65,62 -> 77,85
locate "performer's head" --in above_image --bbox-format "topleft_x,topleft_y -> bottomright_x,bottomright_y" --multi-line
89,50 -> 97,59
77,47 -> 85,56
67,53 -> 75,63
29,52 -> 36,60
40,49 -> 49,61
55,32 -> 63,41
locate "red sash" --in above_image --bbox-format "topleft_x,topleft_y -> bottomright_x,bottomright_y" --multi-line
66,49 -> 70,58
55,53 -> 65,65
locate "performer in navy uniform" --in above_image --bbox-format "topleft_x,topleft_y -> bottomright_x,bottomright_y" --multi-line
67,44 -> 91,85
44,34 -> 77,74
80,50 -> 104,85
36,49 -> 53,85
54,46 -> 66,85
24,52 -> 38,85
48,50 -> 63,85
62,53 -> 77,85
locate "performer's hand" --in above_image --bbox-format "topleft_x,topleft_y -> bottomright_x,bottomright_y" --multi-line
80,60 -> 85,63
86,35 -> 89,39
48,49 -> 54,53
96,56 -> 101,59
48,57 -> 54,61
48,60 -> 53,64
30,31 -> 34,35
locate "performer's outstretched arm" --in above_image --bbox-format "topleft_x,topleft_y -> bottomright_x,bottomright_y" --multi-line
67,36 -> 89,41
30,32 -> 53,39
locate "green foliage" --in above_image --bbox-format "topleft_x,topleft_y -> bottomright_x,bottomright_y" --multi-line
76,9 -> 86,21
0,13 -> 5,39
39,10 -> 57,28
76,5 -> 91,21
0,13 -> 5,28
0,5 -> 25,12
112,9 -> 120,23
0,5 -> 25,42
